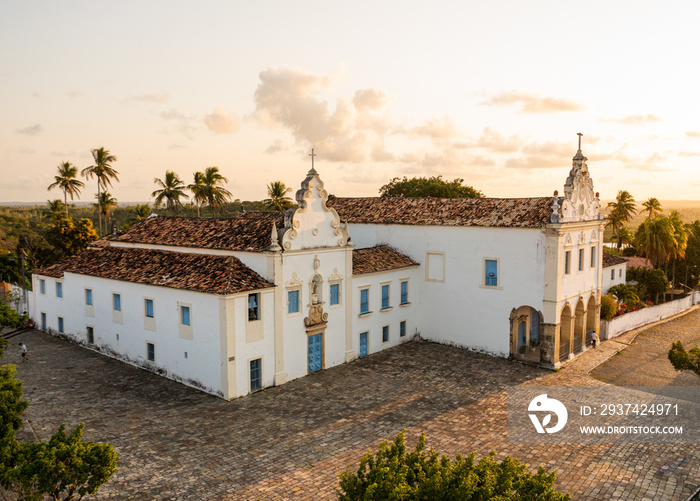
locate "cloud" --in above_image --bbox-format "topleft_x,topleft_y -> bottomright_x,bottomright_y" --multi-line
678,151 -> 700,157
131,91 -> 170,103
685,131 -> 700,138
14,124 -> 42,136
504,139 -> 574,169
475,127 -> 522,153
602,114 -> 661,125
67,91 -> 82,98
411,116 -> 458,141
621,153 -> 670,171
167,144 -> 185,150
203,107 -> 240,134
264,139 -> 284,154
253,66 -> 393,163
481,91 -> 584,113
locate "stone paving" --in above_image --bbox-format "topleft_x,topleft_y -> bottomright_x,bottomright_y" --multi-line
2,309 -> 700,500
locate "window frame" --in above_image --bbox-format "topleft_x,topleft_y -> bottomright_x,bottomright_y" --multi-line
55,281 -> 63,299
113,293 -> 121,312
380,282 -> 391,310
180,305 -> 191,326
590,246 -> 596,268
400,320 -> 407,338
359,287 -> 370,316
287,288 -> 301,316
425,251 -> 446,283
382,325 -> 390,344
146,342 -> 155,362
400,280 -> 409,305
578,248 -> 585,272
248,293 -> 260,321
610,269 -> 615,280
40,312 -> 47,330
85,288 -> 93,306
481,258 -> 501,289
329,281 -> 341,308
249,357 -> 262,392
39,279 -> 45,295
86,325 -> 94,344
58,316 -> 64,333
565,250 -> 571,275
144,298 -> 155,318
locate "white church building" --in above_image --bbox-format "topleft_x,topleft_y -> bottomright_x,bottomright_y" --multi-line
31,142 -> 605,400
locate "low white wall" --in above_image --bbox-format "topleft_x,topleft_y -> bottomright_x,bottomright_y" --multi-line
600,292 -> 699,340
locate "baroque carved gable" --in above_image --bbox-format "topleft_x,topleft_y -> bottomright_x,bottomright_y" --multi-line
280,166 -> 350,250
551,141 -> 603,224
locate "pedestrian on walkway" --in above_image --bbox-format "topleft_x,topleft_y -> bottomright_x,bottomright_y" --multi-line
19,342 -> 28,362
591,331 -> 598,349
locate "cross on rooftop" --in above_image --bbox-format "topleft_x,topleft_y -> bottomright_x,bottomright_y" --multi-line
309,148 -> 316,172
577,132 -> 583,151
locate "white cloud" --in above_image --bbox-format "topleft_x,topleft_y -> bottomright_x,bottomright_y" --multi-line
131,91 -> 170,103
602,114 -> 662,125
204,107 -> 240,135
14,124 -> 42,136
481,91 -> 584,113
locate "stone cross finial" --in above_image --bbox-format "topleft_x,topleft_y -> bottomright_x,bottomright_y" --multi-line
577,132 -> 582,151
309,148 -> 317,173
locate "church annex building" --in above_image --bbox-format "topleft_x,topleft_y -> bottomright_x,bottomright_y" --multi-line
31,145 -> 605,400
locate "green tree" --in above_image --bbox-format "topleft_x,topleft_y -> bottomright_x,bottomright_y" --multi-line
152,171 -> 189,213
0,253 -> 20,284
668,211 -> 688,299
338,431 -> 569,500
46,218 -> 99,258
45,200 -> 65,224
187,172 -> 206,217
94,192 -> 118,234
81,147 -> 118,237
634,216 -> 675,268
607,284 -> 640,306
627,267 -> 669,304
668,341 -> 700,377
47,162 -> 84,219
606,190 -> 636,255
200,167 -> 232,215
600,295 -> 617,320
263,181 -> 294,211
133,204 -> 151,221
641,197 -> 663,219
379,176 -> 483,198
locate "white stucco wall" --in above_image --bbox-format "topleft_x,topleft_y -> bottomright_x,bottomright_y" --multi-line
32,273 -> 225,396
600,294 -> 698,340
602,264 -> 626,294
348,224 -> 546,357
352,267 -> 420,355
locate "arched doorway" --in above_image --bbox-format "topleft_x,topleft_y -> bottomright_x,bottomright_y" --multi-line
573,300 -> 585,353
510,306 -> 541,363
559,304 -> 572,363
586,295 -> 597,347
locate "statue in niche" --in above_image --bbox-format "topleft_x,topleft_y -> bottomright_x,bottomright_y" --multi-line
305,274 -> 327,328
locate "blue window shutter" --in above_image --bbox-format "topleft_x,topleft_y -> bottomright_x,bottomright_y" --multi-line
400,282 -> 408,304
113,294 -> 121,311
146,299 -> 154,317
400,321 -> 406,337
250,359 -> 262,391
381,285 -> 389,309
565,251 -> 571,274
485,260 -> 498,286
360,289 -> 369,314
56,282 -> 62,298
382,325 -> 389,342
86,289 -> 92,305
330,284 -> 339,305
182,306 -> 191,325
288,290 -> 299,314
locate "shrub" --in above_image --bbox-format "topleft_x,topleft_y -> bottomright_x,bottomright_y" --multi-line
600,295 -> 617,320
337,431 -> 570,500
607,284 -> 640,306
0,303 -> 27,329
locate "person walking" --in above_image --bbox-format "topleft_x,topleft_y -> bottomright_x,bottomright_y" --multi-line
591,331 -> 598,349
19,342 -> 28,362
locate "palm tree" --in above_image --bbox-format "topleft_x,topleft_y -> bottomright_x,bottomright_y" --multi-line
642,197 -> 663,219
201,166 -> 232,215
81,147 -> 119,236
187,171 -> 207,217
45,199 -> 64,222
606,190 -> 637,254
47,161 -> 84,218
152,171 -> 189,213
133,203 -> 151,221
263,181 -> 294,211
634,216 -> 675,303
668,210 -> 688,299
95,191 -> 118,233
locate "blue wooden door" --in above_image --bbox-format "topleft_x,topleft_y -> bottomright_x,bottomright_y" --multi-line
308,334 -> 322,373
359,332 -> 368,357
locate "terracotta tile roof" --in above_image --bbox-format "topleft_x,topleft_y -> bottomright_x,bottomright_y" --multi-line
87,237 -> 110,249
622,256 -> 653,269
353,245 -> 419,275
602,253 -> 627,268
35,247 -> 273,295
112,213 -> 284,252
328,196 -> 553,228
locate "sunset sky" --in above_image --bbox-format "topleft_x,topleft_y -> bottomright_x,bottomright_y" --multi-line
2,1 -> 700,204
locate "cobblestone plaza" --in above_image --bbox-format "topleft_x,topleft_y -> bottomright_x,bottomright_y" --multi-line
4,308 -> 700,500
